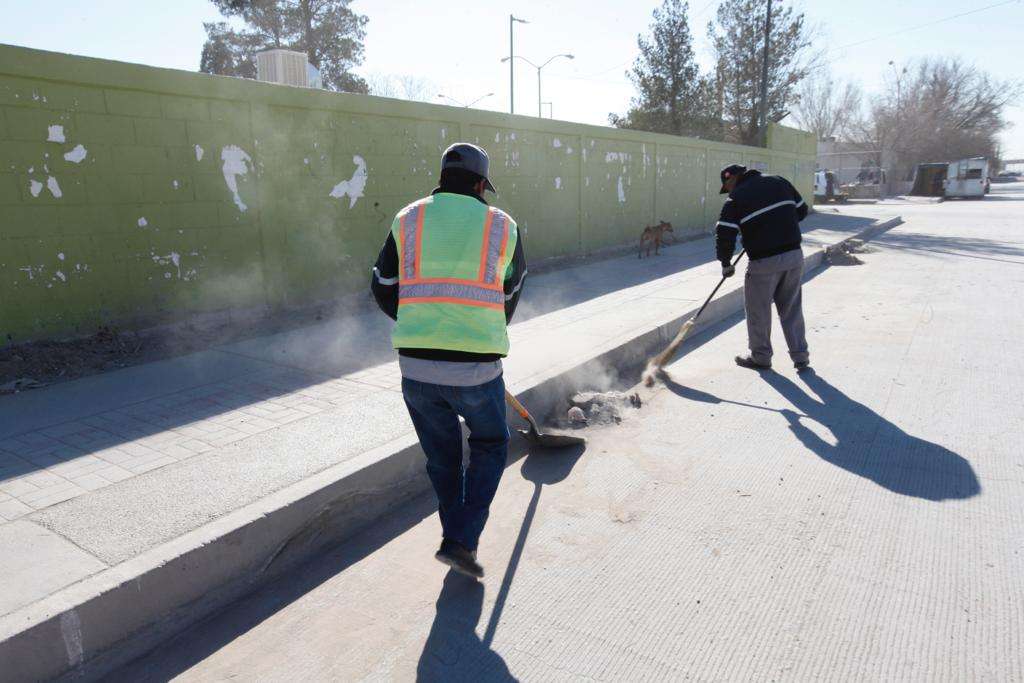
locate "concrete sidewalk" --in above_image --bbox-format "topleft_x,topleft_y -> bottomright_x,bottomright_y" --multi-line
0,211 -> 897,680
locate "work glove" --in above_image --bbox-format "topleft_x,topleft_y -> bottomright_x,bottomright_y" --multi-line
722,264 -> 735,278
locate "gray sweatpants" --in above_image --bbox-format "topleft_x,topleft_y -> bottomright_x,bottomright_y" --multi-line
743,248 -> 809,365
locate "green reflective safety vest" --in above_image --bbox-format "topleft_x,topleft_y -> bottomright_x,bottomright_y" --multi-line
390,193 -> 518,356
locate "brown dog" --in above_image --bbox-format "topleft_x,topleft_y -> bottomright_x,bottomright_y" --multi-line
638,220 -> 673,258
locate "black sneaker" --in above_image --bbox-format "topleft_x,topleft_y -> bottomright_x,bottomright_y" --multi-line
794,360 -> 811,371
435,539 -> 484,579
735,355 -> 771,370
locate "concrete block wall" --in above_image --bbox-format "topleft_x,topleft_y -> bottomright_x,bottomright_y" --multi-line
0,44 -> 816,343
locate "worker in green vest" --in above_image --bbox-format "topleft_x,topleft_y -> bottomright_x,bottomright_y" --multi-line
371,143 -> 527,579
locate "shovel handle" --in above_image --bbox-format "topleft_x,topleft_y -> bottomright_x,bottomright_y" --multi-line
504,390 -> 540,431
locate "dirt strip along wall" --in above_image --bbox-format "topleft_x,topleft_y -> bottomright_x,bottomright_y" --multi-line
0,44 -> 816,343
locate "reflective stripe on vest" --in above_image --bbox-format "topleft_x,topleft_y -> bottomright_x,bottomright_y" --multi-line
397,205 -> 510,311
400,203 -> 425,280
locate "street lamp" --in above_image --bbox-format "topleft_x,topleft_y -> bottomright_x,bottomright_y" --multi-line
888,60 -> 908,196
509,15 -> 529,114
501,53 -> 574,117
437,92 -> 495,108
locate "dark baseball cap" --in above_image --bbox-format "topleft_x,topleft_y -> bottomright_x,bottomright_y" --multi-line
441,143 -> 497,194
719,164 -> 747,194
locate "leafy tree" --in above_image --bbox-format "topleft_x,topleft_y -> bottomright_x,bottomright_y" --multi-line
200,22 -> 258,80
610,0 -> 716,138
708,0 -> 815,146
200,0 -> 368,93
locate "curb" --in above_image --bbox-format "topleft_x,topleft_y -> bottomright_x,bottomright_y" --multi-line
0,215 -> 903,682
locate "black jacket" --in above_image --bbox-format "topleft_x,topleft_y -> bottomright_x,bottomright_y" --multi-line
716,169 -> 808,265
370,188 -> 528,363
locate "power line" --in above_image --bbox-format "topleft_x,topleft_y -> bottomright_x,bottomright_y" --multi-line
824,0 -> 1018,57
692,0 -> 720,20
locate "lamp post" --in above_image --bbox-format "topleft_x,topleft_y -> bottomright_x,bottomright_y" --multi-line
501,53 -> 574,117
888,60 -> 907,196
509,15 -> 529,114
437,92 -> 495,108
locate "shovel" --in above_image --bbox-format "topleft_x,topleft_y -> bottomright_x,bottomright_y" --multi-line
505,390 -> 586,448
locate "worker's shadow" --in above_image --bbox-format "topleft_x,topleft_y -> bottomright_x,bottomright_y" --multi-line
416,573 -> 514,682
416,444 -> 584,682
762,370 -> 980,501
664,373 -> 980,501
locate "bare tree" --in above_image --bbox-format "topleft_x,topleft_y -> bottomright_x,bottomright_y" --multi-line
791,70 -> 862,141
855,57 -> 1021,180
365,73 -> 436,102
395,75 -> 436,103
366,73 -> 400,98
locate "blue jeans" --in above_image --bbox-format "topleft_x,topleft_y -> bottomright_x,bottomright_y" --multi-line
402,374 -> 510,551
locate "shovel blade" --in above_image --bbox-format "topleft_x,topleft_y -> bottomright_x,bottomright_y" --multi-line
516,427 -> 587,449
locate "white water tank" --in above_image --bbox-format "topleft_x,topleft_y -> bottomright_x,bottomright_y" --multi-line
256,49 -> 309,87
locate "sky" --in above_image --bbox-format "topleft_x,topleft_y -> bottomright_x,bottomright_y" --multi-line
1,0 -> 1021,158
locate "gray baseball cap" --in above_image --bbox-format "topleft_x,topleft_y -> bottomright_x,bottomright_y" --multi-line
441,143 -> 497,194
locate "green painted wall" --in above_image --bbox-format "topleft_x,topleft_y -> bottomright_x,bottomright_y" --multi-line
0,44 -> 816,342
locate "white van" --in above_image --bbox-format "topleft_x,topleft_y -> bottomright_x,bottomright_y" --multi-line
944,158 -> 990,199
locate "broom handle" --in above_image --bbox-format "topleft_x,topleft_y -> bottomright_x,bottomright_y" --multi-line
649,250 -> 748,369
693,250 -> 746,323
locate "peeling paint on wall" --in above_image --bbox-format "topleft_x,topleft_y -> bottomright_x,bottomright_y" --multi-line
552,138 -> 562,148
329,155 -> 367,208
555,177 -> 562,190
19,265 -> 44,281
63,144 -> 87,164
221,145 -> 251,212
46,176 -> 62,198
152,251 -> 182,278
138,217 -> 147,228
47,125 -> 65,143
617,176 -> 626,203
194,144 -> 204,161
29,179 -> 43,197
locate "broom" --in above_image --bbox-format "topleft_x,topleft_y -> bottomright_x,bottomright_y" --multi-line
642,250 -> 746,387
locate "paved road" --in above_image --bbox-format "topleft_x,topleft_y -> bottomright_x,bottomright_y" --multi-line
119,188 -> 1024,681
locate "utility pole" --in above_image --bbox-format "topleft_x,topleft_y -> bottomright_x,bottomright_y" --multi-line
509,15 -> 528,114
757,0 -> 773,147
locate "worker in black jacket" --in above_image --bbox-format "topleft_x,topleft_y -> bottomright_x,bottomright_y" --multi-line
715,164 -> 810,371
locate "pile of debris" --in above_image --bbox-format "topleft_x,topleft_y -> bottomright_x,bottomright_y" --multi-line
826,239 -> 872,266
567,390 -> 643,427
